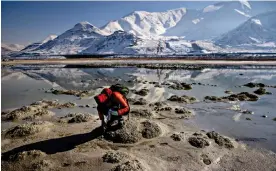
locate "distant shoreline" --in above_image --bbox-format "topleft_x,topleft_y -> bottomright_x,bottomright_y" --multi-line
2,58 -> 276,66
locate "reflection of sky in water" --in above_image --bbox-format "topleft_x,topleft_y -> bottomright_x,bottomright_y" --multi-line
2,66 -> 276,152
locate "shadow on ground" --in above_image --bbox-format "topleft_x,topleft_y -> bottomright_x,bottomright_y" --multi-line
2,127 -> 103,160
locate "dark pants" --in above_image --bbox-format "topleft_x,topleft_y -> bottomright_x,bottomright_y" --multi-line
106,115 -> 123,127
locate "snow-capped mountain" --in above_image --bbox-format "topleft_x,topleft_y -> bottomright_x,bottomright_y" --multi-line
101,8 -> 187,37
34,22 -> 105,54
21,35 -> 57,52
10,0 -> 276,56
1,43 -> 25,56
165,1 -> 253,40
2,43 -> 25,51
215,11 -> 276,46
82,30 -> 139,54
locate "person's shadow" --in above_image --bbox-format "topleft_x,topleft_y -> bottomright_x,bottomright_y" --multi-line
2,126 -> 103,161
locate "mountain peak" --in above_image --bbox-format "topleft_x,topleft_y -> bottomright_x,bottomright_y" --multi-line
73,21 -> 96,30
40,35 -> 57,44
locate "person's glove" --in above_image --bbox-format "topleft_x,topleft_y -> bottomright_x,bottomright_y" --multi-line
108,109 -> 119,116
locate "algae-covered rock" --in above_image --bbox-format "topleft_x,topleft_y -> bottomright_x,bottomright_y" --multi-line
254,88 -> 271,95
31,160 -> 53,171
67,113 -> 93,123
102,151 -> 129,163
5,121 -> 52,138
132,98 -> 148,105
112,160 -> 144,171
168,82 -> 192,90
206,131 -> 234,149
188,137 -> 210,148
170,133 -> 183,141
130,110 -> 153,118
141,120 -> 161,139
9,150 -> 46,161
134,89 -> 149,96
104,120 -> 142,144
168,95 -> 197,103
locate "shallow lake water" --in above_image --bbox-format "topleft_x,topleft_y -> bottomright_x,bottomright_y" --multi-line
2,65 -> 276,152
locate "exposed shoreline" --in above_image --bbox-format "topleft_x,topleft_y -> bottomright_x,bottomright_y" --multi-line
2,58 -> 276,66
1,65 -> 276,171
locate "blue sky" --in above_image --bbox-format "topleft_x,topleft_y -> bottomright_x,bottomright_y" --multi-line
2,1 -> 214,45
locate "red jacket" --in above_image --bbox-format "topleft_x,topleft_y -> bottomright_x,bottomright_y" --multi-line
97,91 -> 129,120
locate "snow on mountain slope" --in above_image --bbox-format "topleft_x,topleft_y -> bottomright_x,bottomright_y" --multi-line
33,22 -> 105,54
21,35 -> 57,52
82,32 -> 221,55
82,30 -> 140,54
215,11 -> 276,46
1,43 -> 25,56
101,8 -> 187,37
2,43 -> 25,51
165,0 -> 252,40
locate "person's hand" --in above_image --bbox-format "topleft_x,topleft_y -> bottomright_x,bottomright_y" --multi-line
108,109 -> 119,116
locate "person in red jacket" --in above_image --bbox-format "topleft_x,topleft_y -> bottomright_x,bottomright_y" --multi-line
95,85 -> 130,130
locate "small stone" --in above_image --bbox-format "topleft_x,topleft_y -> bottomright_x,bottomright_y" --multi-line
262,115 -> 268,118
246,118 -> 252,120
170,134 -> 182,141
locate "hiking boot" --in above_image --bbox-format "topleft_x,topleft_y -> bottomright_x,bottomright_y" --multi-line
118,120 -> 124,128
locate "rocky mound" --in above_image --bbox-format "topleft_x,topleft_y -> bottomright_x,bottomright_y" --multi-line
8,150 -> 46,161
102,151 -> 129,163
5,121 -> 52,138
175,108 -> 191,114
205,92 -> 259,102
104,120 -> 142,144
168,82 -> 192,90
132,98 -> 148,105
254,88 -> 272,95
48,88 -> 93,97
133,89 -> 149,96
206,131 -> 234,149
188,137 -> 210,148
170,133 -> 183,141
244,82 -> 265,88
130,110 -> 153,118
61,113 -> 94,123
168,95 -> 197,103
149,101 -> 167,107
31,160 -> 53,171
112,160 -> 144,171
141,120 -> 162,139
2,100 -> 77,121
2,106 -> 54,121
154,106 -> 172,112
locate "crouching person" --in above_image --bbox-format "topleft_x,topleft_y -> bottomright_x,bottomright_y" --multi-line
94,84 -> 130,132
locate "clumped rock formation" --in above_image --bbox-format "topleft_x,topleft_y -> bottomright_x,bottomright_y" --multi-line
206,131 -> 234,149
5,121 -> 52,138
141,120 -> 162,139
168,82 -> 192,90
102,151 -> 129,163
133,89 -> 149,96
188,137 -> 210,148
205,92 -> 259,102
168,95 -> 197,103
